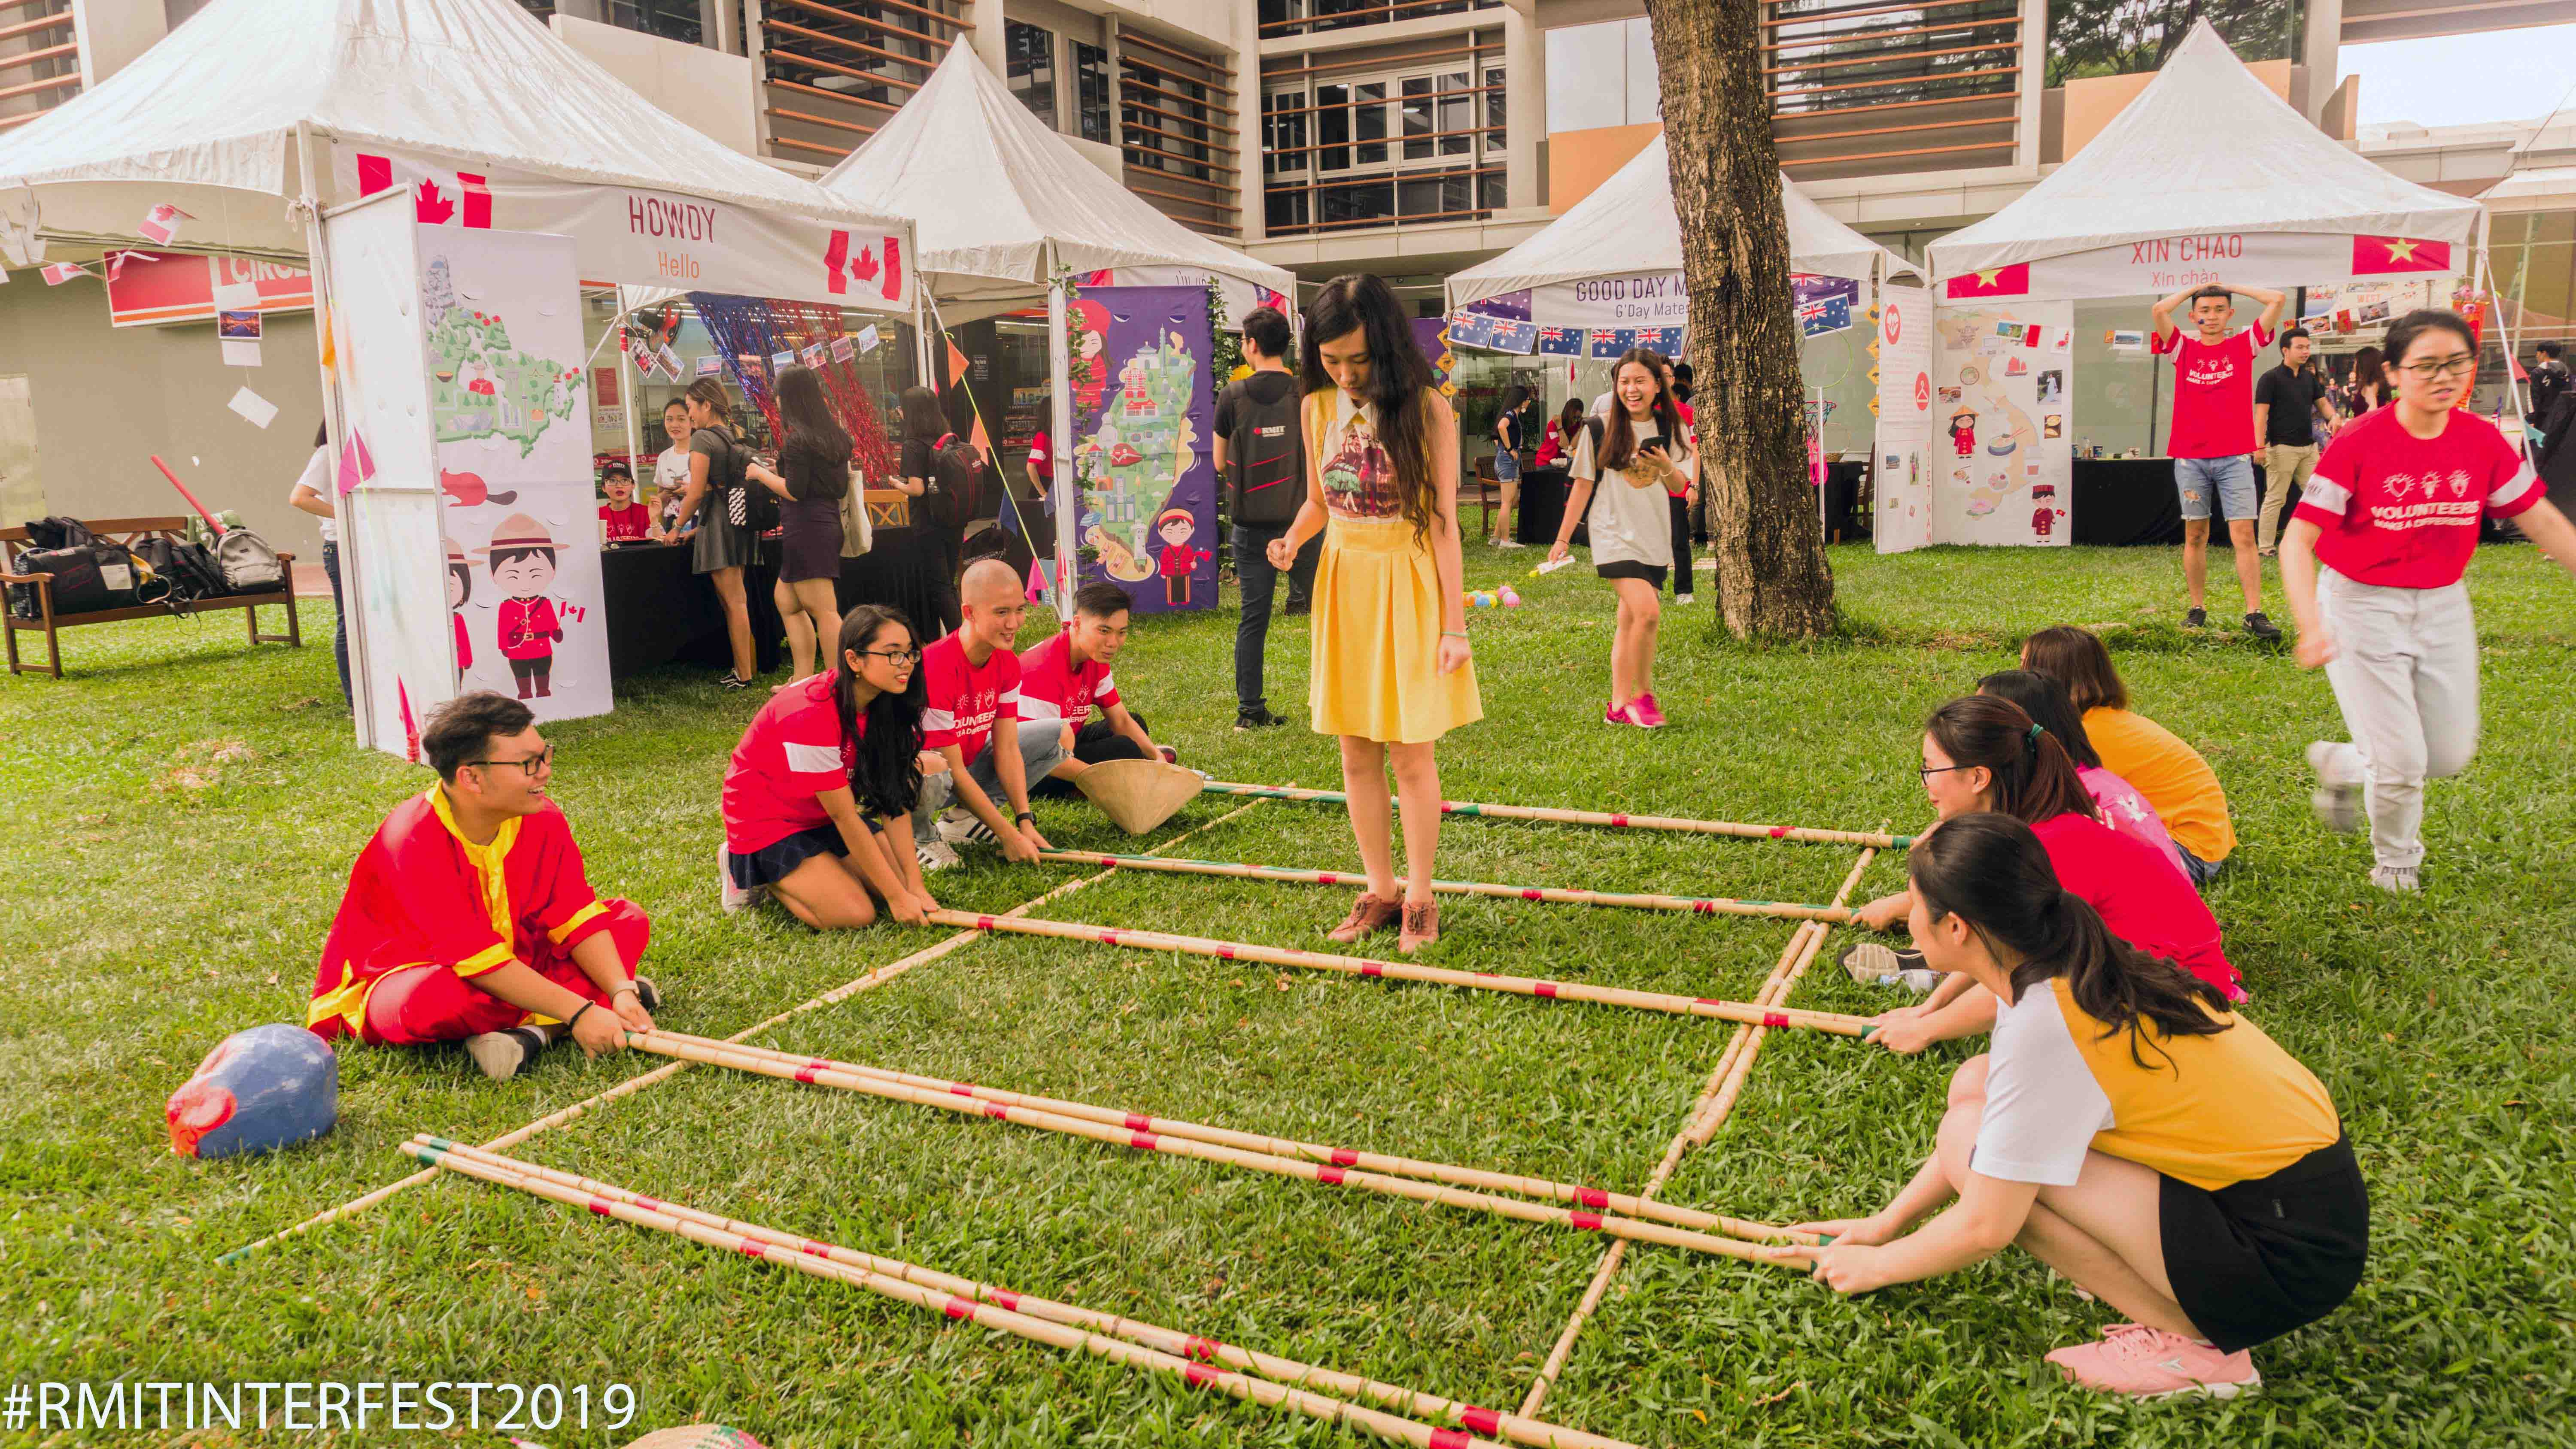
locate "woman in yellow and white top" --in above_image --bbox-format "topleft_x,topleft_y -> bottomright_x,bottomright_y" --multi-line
1791,812 -> 2366,1400
1548,348 -> 1694,728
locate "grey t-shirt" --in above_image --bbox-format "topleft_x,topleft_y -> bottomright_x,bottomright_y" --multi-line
1570,421 -> 1678,569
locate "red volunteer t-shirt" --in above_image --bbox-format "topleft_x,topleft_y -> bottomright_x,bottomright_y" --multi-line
2032,812 -> 2242,1000
920,631 -> 1019,766
599,501 -> 652,541
721,672 -> 862,854
1015,628 -> 1121,729
2152,324 -> 2270,459
2294,406 -> 2540,589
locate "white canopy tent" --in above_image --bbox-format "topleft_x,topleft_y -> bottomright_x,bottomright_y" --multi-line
819,36 -> 1294,609
0,0 -> 917,754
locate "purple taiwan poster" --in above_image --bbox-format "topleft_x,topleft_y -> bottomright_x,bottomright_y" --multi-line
1063,285 -> 1216,613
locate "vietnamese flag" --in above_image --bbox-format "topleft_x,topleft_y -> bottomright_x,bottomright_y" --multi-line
1945,264 -> 2029,300
2351,235 -> 2450,276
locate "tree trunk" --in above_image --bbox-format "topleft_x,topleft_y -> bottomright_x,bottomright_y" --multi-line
1646,0 -> 1837,639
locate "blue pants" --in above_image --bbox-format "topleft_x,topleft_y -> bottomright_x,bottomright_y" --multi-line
321,540 -> 351,709
911,724 -> 1067,844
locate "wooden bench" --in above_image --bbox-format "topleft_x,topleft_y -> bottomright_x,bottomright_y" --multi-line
3,516 -> 300,678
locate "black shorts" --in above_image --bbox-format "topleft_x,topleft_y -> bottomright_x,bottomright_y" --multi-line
2160,1135 -> 2368,1353
1595,560 -> 1668,589
727,823 -> 847,890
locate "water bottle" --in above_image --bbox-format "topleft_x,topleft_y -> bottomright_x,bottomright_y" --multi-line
1877,968 -> 1938,994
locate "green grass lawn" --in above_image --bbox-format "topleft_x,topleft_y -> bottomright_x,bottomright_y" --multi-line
3,542 -> 2570,1447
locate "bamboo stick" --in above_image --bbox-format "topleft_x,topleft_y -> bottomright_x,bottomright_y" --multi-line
410,1137 -> 1632,1449
650,1029 -> 1811,1246
629,1031 -> 1809,1269
1197,780 -> 1908,850
1035,850 -> 1853,923
1517,846 -> 1879,1418
928,910 -> 1880,1037
404,1141 -> 1513,1449
1686,913 -> 1847,1147
217,798 -> 1274,1264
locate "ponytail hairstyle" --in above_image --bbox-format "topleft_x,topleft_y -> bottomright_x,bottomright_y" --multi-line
1908,812 -> 2232,1068
683,376 -> 734,435
1924,694 -> 2097,824
1598,347 -> 1682,472
1977,669 -> 2102,770
1300,272 -> 1440,544
2019,624 -> 2128,713
774,364 -> 852,464
832,606 -> 925,821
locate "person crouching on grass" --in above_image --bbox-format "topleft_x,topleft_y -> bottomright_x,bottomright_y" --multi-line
1023,580 -> 1172,802
1549,348 -> 1693,728
305,692 -> 657,1081
718,606 -> 939,928
2281,308 -> 2576,894
1789,813 -> 2365,1400
912,557 -> 1064,870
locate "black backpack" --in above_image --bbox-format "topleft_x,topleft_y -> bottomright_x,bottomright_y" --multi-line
1224,376 -> 1303,526
135,534 -> 230,608
9,517 -> 158,617
923,431 -> 983,530
708,429 -> 777,534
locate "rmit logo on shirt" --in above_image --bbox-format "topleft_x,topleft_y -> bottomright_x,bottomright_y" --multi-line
1255,424 -> 1287,438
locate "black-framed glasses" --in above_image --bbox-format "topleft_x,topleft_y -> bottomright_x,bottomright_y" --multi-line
859,646 -> 921,664
468,746 -> 553,777
2395,355 -> 2475,380
1919,763 -> 1972,779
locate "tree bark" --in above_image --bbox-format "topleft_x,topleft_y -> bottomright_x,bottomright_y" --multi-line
1646,0 -> 1837,639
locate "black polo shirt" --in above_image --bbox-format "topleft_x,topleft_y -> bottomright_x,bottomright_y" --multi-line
2255,363 -> 2328,447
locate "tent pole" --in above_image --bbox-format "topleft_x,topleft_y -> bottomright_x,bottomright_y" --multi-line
2476,213 -> 2531,430
619,307 -> 644,490
1047,244 -> 1078,618
294,121 -> 373,750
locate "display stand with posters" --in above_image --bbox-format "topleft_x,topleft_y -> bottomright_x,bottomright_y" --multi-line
1057,286 -> 1218,614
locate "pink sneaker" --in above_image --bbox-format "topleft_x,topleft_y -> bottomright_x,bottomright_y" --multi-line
2044,1324 -> 2260,1400
1628,692 -> 1668,728
1604,700 -> 1631,726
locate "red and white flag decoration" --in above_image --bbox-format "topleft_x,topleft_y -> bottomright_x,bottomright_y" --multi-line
355,154 -> 492,228
41,261 -> 89,285
2351,235 -> 2450,276
823,230 -> 904,304
137,203 -> 193,247
1944,264 -> 2030,301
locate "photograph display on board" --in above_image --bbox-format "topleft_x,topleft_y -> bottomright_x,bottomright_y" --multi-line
1933,304 -> 2073,547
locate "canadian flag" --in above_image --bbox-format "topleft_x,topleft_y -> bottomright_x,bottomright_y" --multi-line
356,154 -> 492,228
1944,264 -> 2030,300
823,230 -> 905,303
40,261 -> 88,285
138,202 -> 192,246
2351,235 -> 2450,276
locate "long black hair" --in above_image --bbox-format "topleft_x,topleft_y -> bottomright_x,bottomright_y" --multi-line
775,364 -> 852,463
2380,309 -> 2478,381
1925,694 -> 2097,824
1909,812 -> 2232,1068
899,384 -> 945,443
833,606 -> 925,821
1300,273 -> 1440,543
1599,347 -> 1681,473
1978,669 -> 2102,770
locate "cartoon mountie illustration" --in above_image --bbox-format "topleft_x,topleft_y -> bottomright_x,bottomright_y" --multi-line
1949,406 -> 1979,457
1151,507 -> 1208,608
481,513 -> 564,700
444,536 -> 473,676
439,469 -> 517,508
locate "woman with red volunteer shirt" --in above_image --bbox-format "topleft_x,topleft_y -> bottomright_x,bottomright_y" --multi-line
1845,694 -> 2242,1053
717,606 -> 938,929
2283,309 -> 2576,893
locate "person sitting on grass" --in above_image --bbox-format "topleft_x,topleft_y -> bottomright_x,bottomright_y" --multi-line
1977,669 -> 2187,882
1789,813 -> 2366,1401
912,557 -> 1064,870
1022,580 -> 1172,801
1845,695 -> 2241,1052
305,692 -> 656,1081
718,606 -> 940,928
2019,625 -> 2234,888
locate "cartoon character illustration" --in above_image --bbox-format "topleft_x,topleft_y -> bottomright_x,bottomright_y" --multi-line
444,536 -> 473,676
440,469 -> 517,508
2031,483 -> 2057,500
2031,505 -> 2058,538
1949,406 -> 1979,457
1152,507 -> 1207,608
1068,298 -> 1112,414
480,513 -> 563,700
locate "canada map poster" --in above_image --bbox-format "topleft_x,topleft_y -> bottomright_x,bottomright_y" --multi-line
1064,285 -> 1216,614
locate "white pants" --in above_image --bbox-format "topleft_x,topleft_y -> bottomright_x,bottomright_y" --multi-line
2315,569 -> 2480,870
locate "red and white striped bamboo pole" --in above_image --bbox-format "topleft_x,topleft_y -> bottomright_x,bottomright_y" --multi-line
402,1140 -> 1521,1449
1034,850 -> 1853,923
926,910 -> 1880,1037
626,1031 -> 1809,1269
409,1137 -> 1634,1449
1197,780 -> 1908,850
649,1030 -> 1810,1247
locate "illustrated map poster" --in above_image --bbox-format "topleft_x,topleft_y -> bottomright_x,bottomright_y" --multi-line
1066,285 -> 1216,614
1933,303 -> 2072,548
1873,284 -> 1935,554
419,226 -> 612,717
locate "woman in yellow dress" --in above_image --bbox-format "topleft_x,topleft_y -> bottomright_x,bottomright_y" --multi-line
1267,273 -> 1482,953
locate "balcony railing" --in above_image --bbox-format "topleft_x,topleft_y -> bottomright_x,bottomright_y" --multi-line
1120,27 -> 1238,238
1257,0 -> 1500,41
1766,0 -> 2023,179
0,0 -> 81,134
750,0 -> 969,165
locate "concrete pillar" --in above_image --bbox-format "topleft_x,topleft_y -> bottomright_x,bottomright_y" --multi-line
1235,0 -> 1264,241
68,0 -> 167,89
2014,0 -> 2045,172
2300,0 -> 2344,124
969,0 -> 1009,82
1504,0 -> 1542,210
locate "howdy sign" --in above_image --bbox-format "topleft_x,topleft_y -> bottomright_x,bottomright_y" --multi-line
331,148 -> 907,312
1944,232 -> 2458,303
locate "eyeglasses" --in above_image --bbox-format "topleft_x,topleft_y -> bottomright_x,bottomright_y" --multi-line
859,646 -> 920,664
468,746 -> 553,777
2395,355 -> 2475,380
1919,763 -> 1972,779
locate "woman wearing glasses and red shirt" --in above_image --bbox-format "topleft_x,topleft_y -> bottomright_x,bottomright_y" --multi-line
2282,310 -> 2576,893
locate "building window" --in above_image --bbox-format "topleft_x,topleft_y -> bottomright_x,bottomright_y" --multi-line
1264,50 -> 1507,234
1074,41 -> 1111,143
1006,21 -> 1057,128
1264,90 -> 1310,177
2046,0 -> 2305,87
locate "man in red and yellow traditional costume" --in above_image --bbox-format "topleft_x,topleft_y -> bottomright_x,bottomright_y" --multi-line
307,691 -> 658,1079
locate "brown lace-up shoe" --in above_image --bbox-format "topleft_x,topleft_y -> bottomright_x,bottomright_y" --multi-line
1326,893 -> 1400,944
1397,900 -> 1441,954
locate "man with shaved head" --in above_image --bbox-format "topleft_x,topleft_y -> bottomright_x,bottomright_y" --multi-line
911,557 -> 1061,869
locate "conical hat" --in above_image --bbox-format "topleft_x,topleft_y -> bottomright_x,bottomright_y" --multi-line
478,512 -> 556,553
1074,759 -> 1202,835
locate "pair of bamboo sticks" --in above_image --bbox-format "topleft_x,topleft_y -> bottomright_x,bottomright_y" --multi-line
627,1028 -> 1814,1262
1033,849 -> 1855,923
926,909 -> 1880,1037
1196,780 -> 1910,851
407,1137 -> 1634,1449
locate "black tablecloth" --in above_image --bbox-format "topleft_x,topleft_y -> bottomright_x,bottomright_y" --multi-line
600,542 -> 782,685
1823,461 -> 1867,541
840,527 -> 951,638
1513,467 -> 1588,548
2070,458 -> 2301,546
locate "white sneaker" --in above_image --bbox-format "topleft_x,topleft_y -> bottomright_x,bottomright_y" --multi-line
2369,864 -> 2420,893
1493,537 -> 1527,549
1674,593 -> 1695,605
717,842 -> 765,915
2306,742 -> 2363,834
935,807 -> 995,847
916,837 -> 963,872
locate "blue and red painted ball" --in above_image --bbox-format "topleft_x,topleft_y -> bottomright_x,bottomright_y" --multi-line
165,1023 -> 338,1158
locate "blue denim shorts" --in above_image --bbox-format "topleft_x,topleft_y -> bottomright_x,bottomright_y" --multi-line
2174,454 -> 2256,522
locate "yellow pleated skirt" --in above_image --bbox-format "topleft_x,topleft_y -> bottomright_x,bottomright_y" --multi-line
1308,514 -> 1483,744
